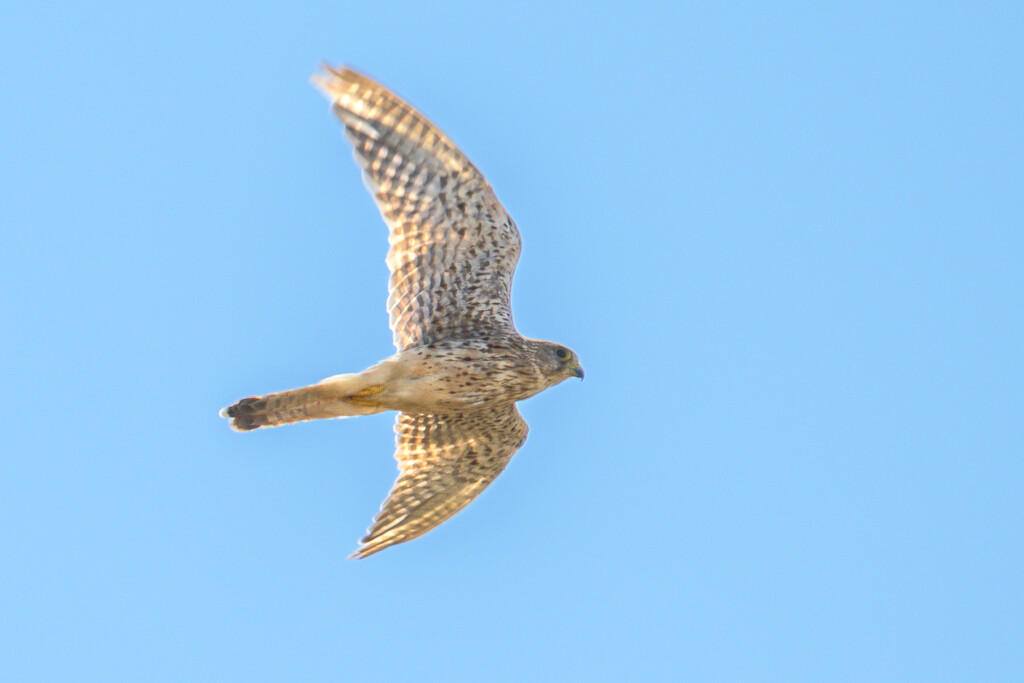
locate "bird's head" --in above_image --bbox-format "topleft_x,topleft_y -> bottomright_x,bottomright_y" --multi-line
532,340 -> 585,385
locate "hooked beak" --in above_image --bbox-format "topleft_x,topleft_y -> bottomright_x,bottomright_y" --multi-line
573,364 -> 585,380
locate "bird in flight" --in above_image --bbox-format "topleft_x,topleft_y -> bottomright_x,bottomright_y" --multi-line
221,65 -> 583,558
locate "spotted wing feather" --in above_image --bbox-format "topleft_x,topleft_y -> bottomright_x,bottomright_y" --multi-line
351,404 -> 528,558
313,66 -> 522,351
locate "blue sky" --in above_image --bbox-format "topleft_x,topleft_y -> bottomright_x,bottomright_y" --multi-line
2,1 -> 1022,680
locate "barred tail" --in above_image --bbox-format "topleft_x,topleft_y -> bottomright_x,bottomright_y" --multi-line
220,375 -> 384,432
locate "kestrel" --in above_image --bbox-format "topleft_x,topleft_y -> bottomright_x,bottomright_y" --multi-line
221,65 -> 583,558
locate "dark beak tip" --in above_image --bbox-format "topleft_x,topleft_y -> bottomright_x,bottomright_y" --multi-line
574,367 -> 585,380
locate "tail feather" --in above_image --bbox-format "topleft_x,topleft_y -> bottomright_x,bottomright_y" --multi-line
221,394 -> 314,431
220,377 -> 384,432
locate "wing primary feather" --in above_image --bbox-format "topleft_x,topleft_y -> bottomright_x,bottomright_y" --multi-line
313,64 -> 523,351
349,406 -> 528,558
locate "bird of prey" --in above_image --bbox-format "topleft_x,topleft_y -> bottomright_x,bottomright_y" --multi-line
221,65 -> 583,558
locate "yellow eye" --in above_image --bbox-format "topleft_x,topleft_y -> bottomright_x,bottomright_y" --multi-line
555,347 -> 571,361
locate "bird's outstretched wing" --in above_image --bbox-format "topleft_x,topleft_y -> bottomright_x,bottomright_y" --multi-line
352,404 -> 529,558
312,65 -> 522,351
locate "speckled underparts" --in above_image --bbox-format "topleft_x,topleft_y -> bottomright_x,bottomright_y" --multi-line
221,66 -> 582,558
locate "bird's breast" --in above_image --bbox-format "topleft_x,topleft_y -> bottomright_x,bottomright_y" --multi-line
384,344 -> 542,412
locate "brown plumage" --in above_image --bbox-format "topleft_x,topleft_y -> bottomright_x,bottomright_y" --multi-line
221,65 -> 583,558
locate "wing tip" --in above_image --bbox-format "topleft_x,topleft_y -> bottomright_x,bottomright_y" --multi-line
348,540 -> 387,560
347,547 -> 371,560
310,63 -> 376,101
310,62 -> 348,100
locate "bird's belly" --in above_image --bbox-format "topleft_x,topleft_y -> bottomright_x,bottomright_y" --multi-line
380,348 -> 532,413
386,371 -> 498,413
